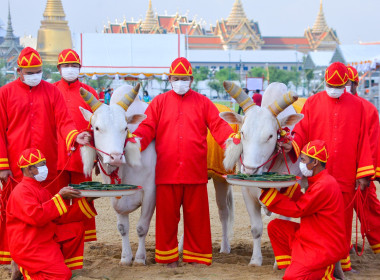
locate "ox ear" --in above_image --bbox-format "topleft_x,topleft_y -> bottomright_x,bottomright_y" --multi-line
126,114 -> 147,125
219,112 -> 243,125
279,113 -> 304,127
79,106 -> 93,122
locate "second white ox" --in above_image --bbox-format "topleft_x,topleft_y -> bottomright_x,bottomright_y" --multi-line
78,84 -> 235,265
220,82 -> 304,266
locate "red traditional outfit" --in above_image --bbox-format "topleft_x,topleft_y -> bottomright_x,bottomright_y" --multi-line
133,58 -> 234,265
347,66 -> 380,254
6,149 -> 97,280
262,141 -> 346,280
0,48 -> 79,264
289,62 -> 375,271
54,49 -> 99,242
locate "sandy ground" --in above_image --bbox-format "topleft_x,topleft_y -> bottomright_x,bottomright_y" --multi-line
1,180 -> 380,280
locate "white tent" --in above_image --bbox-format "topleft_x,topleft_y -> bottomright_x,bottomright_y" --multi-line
73,33 -> 186,78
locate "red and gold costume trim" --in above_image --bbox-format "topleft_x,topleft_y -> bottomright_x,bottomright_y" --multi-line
325,62 -> 349,87
169,57 -> 193,76
84,229 -> 97,241
356,165 -> 375,179
261,188 -> 279,207
292,140 -> 301,158
18,149 -> 46,168
182,249 -> 212,265
155,247 -> 179,261
347,66 -> 359,83
321,264 -> 335,280
301,140 -> 329,163
65,256 -> 84,269
52,194 -> 68,216
0,251 -> 11,264
275,255 -> 291,269
340,255 -> 351,271
65,129 -> 79,151
283,183 -> 299,199
19,266 -> 32,280
0,158 -> 9,169
58,49 -> 81,65
17,47 -> 43,68
78,198 -> 96,219
371,243 -> 380,254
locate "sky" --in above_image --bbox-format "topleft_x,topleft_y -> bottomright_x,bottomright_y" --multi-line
0,0 -> 379,44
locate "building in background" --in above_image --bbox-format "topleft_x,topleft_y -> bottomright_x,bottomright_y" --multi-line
0,3 -> 22,71
104,0 -> 339,53
37,0 -> 72,63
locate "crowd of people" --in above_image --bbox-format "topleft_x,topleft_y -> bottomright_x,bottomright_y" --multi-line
0,46 -> 379,280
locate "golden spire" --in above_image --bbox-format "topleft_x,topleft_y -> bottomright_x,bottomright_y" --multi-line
37,0 -> 72,63
312,0 -> 329,33
141,0 -> 158,32
226,0 -> 247,26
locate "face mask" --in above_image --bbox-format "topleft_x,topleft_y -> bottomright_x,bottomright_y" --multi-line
61,67 -> 80,82
299,162 -> 313,177
34,166 -> 48,182
172,80 -> 190,95
345,86 -> 351,94
326,87 -> 344,98
23,72 -> 42,87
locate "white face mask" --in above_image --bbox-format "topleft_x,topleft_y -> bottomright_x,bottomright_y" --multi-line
172,80 -> 191,95
61,67 -> 80,82
326,87 -> 344,98
345,86 -> 351,94
34,166 -> 48,182
23,72 -> 42,87
299,162 -> 313,177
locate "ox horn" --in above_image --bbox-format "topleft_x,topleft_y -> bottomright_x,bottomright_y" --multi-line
223,81 -> 255,112
80,87 -> 102,112
267,91 -> 298,117
116,83 -> 141,111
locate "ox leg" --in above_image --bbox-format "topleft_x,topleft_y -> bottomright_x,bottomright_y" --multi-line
117,213 -> 133,266
242,187 -> 263,266
213,175 -> 234,254
134,189 -> 156,265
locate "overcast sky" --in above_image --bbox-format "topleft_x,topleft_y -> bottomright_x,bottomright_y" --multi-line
0,0 -> 379,44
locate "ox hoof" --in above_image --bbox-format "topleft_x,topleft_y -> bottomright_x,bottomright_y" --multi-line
273,262 -> 279,271
133,258 -> 146,266
119,259 -> 133,266
219,245 -> 231,254
248,259 -> 262,267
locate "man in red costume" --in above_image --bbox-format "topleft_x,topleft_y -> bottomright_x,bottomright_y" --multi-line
0,47 -> 91,264
133,57 -> 235,267
54,49 -> 99,242
281,62 -> 374,272
262,140 -> 346,280
6,148 -> 97,280
346,65 -> 380,255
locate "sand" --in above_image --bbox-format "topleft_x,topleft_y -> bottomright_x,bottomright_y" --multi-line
1,180 -> 379,279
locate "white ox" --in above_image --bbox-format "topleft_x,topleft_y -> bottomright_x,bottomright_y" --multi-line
220,82 -> 304,266
79,84 -> 234,265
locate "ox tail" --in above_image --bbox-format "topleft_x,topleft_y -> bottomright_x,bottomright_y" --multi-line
80,145 -> 96,177
223,138 -> 242,171
124,139 -> 142,167
227,187 -> 235,241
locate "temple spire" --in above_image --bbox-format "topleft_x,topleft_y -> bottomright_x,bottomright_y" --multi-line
226,0 -> 247,26
43,0 -> 66,21
5,1 -> 15,40
141,0 -> 158,32
312,0 -> 329,33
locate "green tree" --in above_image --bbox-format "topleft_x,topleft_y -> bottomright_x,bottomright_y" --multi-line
305,69 -> 314,92
0,59 -> 6,87
86,76 -> 111,91
42,64 -> 61,83
248,66 -> 300,88
208,68 -> 239,98
192,66 -> 209,92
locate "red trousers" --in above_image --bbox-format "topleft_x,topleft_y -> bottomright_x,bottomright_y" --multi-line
340,189 -> 355,271
19,222 -> 84,280
268,219 -> 335,280
356,182 -> 380,253
155,184 -> 212,265
56,170 -> 97,242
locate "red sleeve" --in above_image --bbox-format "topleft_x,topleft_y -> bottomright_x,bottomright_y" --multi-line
356,103 -> 375,179
205,98 -> 234,148
0,87 -> 9,170
289,101 -> 310,163
133,97 -> 160,151
57,197 -> 97,224
52,87 -> 79,151
377,132 -> 380,178
280,183 -> 302,202
260,184 -> 324,218
11,191 -> 68,226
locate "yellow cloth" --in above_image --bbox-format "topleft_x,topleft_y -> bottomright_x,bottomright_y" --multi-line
207,104 -> 238,176
292,98 -> 306,114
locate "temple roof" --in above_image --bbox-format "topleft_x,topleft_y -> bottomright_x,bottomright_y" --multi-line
226,0 -> 247,26
312,0 -> 328,33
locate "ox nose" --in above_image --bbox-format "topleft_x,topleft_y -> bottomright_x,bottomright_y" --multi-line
109,153 -> 124,166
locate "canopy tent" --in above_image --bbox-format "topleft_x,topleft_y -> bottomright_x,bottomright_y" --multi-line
73,33 -> 186,78
331,44 -> 380,72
